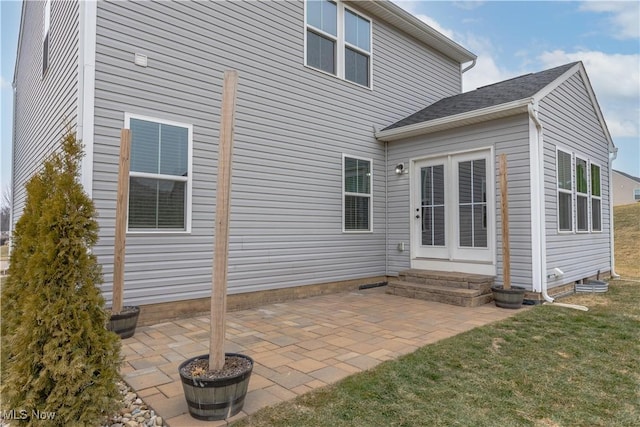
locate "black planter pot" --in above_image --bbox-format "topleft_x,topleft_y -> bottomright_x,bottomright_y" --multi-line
491,286 -> 526,309
107,306 -> 140,339
179,353 -> 253,421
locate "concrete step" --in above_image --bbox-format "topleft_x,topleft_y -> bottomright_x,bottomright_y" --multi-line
399,269 -> 494,293
387,280 -> 494,307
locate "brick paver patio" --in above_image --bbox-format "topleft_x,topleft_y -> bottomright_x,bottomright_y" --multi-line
120,287 -> 523,426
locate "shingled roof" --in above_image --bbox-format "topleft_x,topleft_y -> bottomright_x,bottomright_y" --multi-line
383,62 -> 579,131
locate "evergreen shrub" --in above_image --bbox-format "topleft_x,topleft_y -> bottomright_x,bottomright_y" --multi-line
1,131 -> 121,425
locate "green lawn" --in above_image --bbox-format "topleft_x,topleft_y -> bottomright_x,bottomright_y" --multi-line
236,280 -> 640,426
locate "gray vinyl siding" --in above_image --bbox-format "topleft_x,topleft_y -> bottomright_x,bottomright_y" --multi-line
12,1 -> 79,223
540,73 -> 611,287
92,0 -> 462,306
386,115 -> 533,287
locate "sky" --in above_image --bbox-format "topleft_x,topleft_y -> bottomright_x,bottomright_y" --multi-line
1,0 -> 639,195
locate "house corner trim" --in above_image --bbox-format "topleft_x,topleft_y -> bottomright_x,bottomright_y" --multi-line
78,0 -> 97,196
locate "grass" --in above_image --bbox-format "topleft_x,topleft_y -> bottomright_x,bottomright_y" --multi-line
236,204 -> 640,426
236,281 -> 640,426
614,203 -> 640,278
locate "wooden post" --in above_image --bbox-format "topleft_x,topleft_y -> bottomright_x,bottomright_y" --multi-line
499,154 -> 511,290
210,70 -> 239,370
112,129 -> 131,314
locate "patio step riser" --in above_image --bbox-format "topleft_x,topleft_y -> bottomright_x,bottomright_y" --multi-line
399,269 -> 494,292
387,282 -> 494,307
390,270 -> 495,307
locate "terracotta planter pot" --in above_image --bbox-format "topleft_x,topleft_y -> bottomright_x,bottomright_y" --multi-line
491,286 -> 526,309
179,353 -> 253,421
107,306 -> 140,339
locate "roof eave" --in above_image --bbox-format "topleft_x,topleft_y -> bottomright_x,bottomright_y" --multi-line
376,98 -> 532,142
348,0 -> 476,64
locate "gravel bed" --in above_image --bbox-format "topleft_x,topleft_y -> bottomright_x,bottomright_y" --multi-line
102,380 -> 166,427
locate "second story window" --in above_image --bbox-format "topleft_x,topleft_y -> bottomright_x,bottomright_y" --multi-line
305,0 -> 372,88
43,0 -> 51,76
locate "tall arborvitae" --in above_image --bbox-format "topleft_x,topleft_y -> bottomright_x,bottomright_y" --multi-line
0,131 -> 121,425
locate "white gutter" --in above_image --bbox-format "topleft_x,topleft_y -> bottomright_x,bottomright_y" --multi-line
461,58 -> 476,74
527,102 -> 553,303
608,147 -> 620,279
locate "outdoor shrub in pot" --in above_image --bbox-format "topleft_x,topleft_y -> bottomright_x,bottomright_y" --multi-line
0,131 -> 121,425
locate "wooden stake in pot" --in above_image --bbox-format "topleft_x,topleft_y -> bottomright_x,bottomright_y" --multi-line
211,70 -> 239,370
112,129 -> 131,314
499,154 -> 511,290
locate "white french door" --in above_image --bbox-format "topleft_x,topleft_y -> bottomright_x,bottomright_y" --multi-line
412,150 -> 494,265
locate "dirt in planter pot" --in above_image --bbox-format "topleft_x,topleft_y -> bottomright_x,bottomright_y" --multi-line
181,356 -> 252,380
109,306 -> 139,315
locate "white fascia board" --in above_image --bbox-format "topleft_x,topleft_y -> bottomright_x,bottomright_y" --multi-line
532,62 -> 615,153
375,98 -> 532,142
12,1 -> 27,87
348,0 -> 476,64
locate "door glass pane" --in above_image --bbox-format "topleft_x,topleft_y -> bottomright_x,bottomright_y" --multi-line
421,206 -> 433,246
433,165 -> 444,205
433,205 -> 445,246
458,161 -> 472,204
473,205 -> 487,247
458,159 -> 486,248
459,205 -> 472,247
421,165 -> 445,247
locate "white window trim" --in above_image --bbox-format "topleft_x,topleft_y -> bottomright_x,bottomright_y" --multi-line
575,155 -> 589,233
342,154 -> 373,233
303,0 -> 373,90
124,113 -> 193,234
590,161 -> 603,232
556,148 -> 574,233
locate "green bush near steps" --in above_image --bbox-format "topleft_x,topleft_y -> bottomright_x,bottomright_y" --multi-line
1,131 -> 121,425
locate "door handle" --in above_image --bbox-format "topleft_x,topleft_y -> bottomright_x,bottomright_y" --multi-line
415,214 -> 421,219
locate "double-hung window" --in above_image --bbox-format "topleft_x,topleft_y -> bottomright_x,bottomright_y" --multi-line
557,148 -> 603,233
591,163 -> 602,231
126,115 -> 192,232
575,157 -> 588,232
343,155 -> 372,232
557,149 -> 573,232
305,0 -> 372,87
